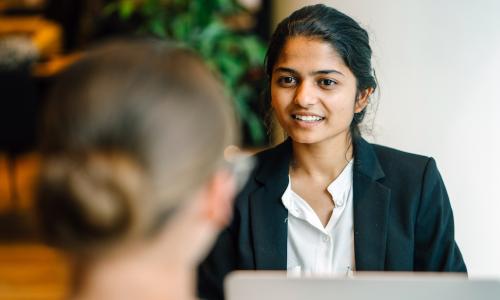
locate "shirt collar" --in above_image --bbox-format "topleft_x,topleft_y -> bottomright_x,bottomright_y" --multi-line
282,159 -> 354,213
326,159 -> 353,207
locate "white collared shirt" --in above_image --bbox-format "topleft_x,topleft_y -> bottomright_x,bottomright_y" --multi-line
282,160 -> 355,276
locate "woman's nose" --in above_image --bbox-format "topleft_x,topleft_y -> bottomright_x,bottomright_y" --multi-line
293,81 -> 318,107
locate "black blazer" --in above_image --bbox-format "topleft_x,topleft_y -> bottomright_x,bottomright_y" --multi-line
198,137 -> 466,300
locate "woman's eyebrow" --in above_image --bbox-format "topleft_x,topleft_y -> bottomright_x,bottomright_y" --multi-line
274,67 -> 344,76
274,67 -> 297,74
312,69 -> 344,76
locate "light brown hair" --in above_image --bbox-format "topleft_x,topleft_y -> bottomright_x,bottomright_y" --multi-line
36,39 -> 238,255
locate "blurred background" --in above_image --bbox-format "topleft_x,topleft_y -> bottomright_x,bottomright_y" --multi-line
1,0 -> 270,298
1,0 -> 499,298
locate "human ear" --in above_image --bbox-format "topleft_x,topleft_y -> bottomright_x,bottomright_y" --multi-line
200,170 -> 236,228
354,87 -> 374,113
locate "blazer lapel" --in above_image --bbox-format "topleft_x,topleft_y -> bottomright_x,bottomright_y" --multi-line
250,140 -> 291,270
353,137 -> 391,270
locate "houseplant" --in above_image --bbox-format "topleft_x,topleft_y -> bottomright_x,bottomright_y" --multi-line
104,0 -> 268,146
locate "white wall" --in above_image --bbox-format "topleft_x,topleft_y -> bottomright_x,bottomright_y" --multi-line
273,0 -> 500,277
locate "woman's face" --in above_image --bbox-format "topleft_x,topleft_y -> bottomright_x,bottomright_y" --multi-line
271,36 -> 368,146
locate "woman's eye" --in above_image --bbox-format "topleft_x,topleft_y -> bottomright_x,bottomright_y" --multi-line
318,78 -> 336,87
278,76 -> 297,86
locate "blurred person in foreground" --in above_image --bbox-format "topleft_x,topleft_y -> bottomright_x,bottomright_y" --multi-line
35,39 -> 249,300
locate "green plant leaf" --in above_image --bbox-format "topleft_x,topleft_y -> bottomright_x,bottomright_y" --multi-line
171,13 -> 194,41
234,87 -> 265,144
141,0 -> 159,17
148,18 -> 167,38
217,54 -> 246,85
240,36 -> 267,65
197,21 -> 228,56
118,0 -> 135,19
246,112 -> 266,144
215,0 -> 238,14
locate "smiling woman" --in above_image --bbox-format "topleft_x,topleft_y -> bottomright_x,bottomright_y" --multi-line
198,4 -> 466,300
269,36 -> 370,226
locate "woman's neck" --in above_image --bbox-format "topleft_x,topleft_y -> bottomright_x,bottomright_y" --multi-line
291,136 -> 353,181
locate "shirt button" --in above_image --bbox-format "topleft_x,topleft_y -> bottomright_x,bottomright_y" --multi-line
322,235 -> 330,242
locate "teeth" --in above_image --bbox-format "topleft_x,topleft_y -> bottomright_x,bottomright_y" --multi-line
294,115 -> 324,122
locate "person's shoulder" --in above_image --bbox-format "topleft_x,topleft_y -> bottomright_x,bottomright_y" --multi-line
372,143 -> 429,161
366,142 -> 443,191
369,142 -> 434,174
250,139 -> 293,172
231,141 -> 291,214
254,139 -> 291,160
235,140 -> 291,191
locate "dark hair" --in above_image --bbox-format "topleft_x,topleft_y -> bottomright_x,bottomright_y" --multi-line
265,4 -> 377,137
36,39 -> 238,254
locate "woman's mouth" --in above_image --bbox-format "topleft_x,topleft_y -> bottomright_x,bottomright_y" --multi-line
292,114 -> 325,122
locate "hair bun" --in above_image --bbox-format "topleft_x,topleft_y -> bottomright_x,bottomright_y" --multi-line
37,152 -> 146,252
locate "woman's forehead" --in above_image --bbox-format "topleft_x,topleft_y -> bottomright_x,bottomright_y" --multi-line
274,36 -> 349,74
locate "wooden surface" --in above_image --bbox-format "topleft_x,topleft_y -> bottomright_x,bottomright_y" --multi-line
0,244 -> 70,300
0,154 -> 70,299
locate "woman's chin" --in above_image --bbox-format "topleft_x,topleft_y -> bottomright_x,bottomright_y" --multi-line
289,134 -> 320,145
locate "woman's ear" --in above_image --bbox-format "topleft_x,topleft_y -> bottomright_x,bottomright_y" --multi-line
354,87 -> 374,113
199,170 -> 236,228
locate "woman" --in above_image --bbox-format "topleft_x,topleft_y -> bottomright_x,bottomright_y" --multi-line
36,39 -> 245,300
198,4 -> 466,299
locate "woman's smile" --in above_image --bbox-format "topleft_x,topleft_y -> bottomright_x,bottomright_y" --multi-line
291,113 -> 326,129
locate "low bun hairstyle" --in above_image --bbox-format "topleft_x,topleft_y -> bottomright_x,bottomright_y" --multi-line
265,4 -> 377,137
38,153 -> 144,249
36,39 -> 238,255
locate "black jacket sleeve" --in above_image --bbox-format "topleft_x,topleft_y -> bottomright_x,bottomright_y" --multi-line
414,158 -> 467,272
